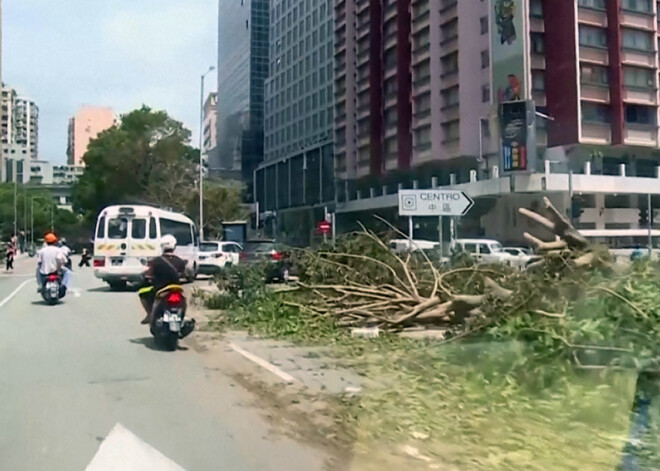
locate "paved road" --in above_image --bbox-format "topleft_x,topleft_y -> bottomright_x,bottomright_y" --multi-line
0,256 -> 329,470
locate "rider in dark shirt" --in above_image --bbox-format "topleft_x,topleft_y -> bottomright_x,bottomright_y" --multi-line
138,234 -> 186,325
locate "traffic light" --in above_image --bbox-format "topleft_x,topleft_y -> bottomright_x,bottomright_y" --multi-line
639,208 -> 649,227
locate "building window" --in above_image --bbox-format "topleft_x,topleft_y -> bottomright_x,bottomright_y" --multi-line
443,120 -> 460,142
442,85 -> 460,108
581,64 -> 609,85
582,102 -> 610,123
532,71 -> 545,91
481,85 -> 490,103
531,33 -> 545,54
579,25 -> 607,48
624,66 -> 655,88
480,16 -> 488,35
480,50 -> 489,68
622,0 -> 652,14
622,28 -> 653,51
530,0 -> 543,16
626,104 -> 654,124
578,0 -> 606,10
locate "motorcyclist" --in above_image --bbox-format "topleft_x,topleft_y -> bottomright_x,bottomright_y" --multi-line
36,233 -> 70,293
138,234 -> 186,325
58,238 -> 72,270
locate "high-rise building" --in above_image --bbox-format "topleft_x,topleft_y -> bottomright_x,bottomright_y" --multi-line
216,0 -> 269,198
67,106 -> 116,166
334,0 -> 492,194
15,97 -> 38,160
1,85 -> 16,149
202,92 -> 219,166
254,0 -> 335,220
330,0 -> 660,246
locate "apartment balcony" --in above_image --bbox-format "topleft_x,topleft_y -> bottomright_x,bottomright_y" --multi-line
581,121 -> 612,144
384,125 -> 397,138
622,86 -> 658,105
530,53 -> 546,69
412,75 -> 432,95
357,24 -> 370,40
529,16 -> 544,33
622,48 -> 656,68
413,109 -> 432,127
580,83 -> 610,103
357,0 -> 369,14
357,48 -> 370,66
412,14 -> 430,34
440,104 -> 459,122
532,90 -> 547,106
357,133 -> 370,148
384,91 -> 397,108
440,70 -> 459,88
358,78 -> 370,94
621,10 -> 655,31
384,1 -> 397,21
579,46 -> 609,65
440,35 -> 459,54
577,7 -> 607,28
384,31 -> 397,51
439,0 -> 457,20
624,123 -> 659,147
384,65 -> 397,80
412,43 -> 431,65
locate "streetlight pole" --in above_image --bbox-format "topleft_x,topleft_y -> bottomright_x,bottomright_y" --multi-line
199,65 -> 215,242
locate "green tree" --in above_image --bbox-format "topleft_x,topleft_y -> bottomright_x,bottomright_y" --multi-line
72,105 -> 247,237
72,106 -> 197,221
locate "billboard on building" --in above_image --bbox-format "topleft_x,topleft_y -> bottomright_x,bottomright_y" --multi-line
490,0 -> 530,103
500,101 -> 528,172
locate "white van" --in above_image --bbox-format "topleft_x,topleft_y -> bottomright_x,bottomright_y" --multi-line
389,239 -> 439,254
453,239 -> 512,264
93,205 -> 199,289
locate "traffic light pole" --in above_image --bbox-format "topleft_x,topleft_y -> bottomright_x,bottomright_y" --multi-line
648,193 -> 652,255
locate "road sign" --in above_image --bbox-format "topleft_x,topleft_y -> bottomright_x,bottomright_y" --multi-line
398,189 -> 474,217
317,221 -> 332,234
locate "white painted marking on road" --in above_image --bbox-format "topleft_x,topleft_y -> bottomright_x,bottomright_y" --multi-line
86,423 -> 187,471
0,279 -> 31,309
229,342 -> 297,384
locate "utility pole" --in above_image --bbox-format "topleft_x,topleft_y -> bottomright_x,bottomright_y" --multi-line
198,66 -> 215,242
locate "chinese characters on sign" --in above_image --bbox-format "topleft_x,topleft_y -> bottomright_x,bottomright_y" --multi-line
398,190 -> 474,217
500,100 -> 528,172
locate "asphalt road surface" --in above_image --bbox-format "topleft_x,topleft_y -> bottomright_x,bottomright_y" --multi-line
0,256 -> 329,470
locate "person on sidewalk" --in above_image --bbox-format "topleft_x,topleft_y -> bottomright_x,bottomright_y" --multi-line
5,240 -> 15,271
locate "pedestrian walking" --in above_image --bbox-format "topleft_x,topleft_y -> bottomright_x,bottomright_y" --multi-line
5,240 -> 15,271
79,248 -> 91,267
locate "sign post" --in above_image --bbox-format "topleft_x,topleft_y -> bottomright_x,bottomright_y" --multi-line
398,189 -> 474,253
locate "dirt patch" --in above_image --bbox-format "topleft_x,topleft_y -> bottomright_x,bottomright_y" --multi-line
230,371 -> 356,471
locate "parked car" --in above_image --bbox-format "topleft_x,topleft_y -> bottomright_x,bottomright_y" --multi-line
197,241 -> 243,275
389,239 -> 439,254
453,239 -> 512,265
502,247 -> 534,269
241,239 -> 291,282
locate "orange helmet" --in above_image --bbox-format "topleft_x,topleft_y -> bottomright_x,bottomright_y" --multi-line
44,233 -> 58,244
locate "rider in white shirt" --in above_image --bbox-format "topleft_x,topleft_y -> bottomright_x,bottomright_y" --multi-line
37,233 -> 71,290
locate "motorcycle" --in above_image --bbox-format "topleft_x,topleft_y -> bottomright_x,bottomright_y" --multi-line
41,273 -> 65,305
150,284 -> 195,351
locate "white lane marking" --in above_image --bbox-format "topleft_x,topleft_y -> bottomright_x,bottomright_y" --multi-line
229,342 -> 297,384
86,423 -> 187,471
0,279 -> 31,309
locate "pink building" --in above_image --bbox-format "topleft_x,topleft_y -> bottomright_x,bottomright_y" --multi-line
67,106 -> 116,166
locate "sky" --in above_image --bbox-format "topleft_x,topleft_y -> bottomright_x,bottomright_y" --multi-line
3,0 -> 218,163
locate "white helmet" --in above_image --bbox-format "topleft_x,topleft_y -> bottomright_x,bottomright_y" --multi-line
160,234 -> 177,252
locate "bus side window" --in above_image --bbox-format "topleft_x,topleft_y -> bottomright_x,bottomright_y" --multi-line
149,217 -> 158,239
96,217 -> 105,239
